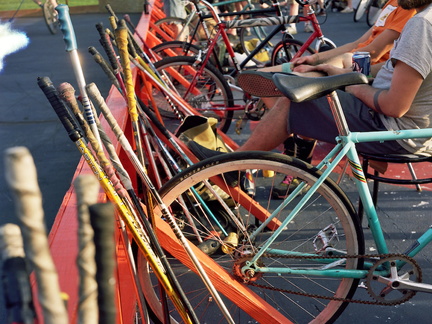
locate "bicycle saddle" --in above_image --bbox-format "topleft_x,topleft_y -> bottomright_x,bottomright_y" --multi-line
273,72 -> 368,103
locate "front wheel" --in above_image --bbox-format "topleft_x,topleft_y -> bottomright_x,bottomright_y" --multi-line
153,56 -> 234,133
271,38 -> 314,66
144,151 -> 365,323
353,0 -> 370,22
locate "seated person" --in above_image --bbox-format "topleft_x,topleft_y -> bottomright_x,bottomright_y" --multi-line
236,0 -> 432,197
282,0 -> 415,75
249,0 -> 415,195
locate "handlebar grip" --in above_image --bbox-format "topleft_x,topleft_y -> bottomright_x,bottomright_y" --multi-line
56,4 -> 77,52
37,77 -> 83,142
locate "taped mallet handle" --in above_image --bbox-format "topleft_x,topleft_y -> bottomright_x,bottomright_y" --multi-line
0,223 -> 35,324
88,46 -> 122,93
74,175 -> 99,324
38,76 -> 83,142
56,4 -> 102,146
4,147 -> 68,324
89,202 -> 116,324
86,84 -> 235,324
95,22 -> 120,73
41,78 -> 195,323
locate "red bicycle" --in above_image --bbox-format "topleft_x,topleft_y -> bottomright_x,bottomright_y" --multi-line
151,0 -> 336,133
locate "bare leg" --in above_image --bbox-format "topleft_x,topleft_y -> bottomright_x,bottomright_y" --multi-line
238,97 -> 291,152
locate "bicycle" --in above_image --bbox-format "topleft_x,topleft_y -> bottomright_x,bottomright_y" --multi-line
365,0 -> 386,26
31,0 -> 59,34
150,0 -> 336,133
353,0 -> 385,26
149,71 -> 432,322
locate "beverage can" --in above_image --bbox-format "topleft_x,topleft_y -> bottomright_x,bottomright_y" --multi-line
352,52 -> 371,76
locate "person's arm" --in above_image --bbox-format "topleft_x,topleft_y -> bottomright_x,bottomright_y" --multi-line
292,28 -> 374,66
347,60 -> 424,118
354,29 -> 401,63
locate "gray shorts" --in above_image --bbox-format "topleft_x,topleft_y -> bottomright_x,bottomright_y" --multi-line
289,90 -> 410,155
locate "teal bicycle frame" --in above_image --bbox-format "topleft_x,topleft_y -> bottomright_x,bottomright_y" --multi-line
244,90 -> 432,280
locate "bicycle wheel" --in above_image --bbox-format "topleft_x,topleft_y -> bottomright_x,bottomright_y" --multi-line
239,17 -> 278,66
153,56 -> 234,133
152,40 -> 202,58
42,1 -> 59,35
366,0 -> 386,27
142,151 -> 364,323
271,38 -> 315,66
353,0 -> 370,22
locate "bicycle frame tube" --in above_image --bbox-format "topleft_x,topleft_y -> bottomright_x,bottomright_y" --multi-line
291,7 -> 326,59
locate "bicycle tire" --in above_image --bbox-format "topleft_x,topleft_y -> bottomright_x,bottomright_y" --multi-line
316,38 -> 337,52
152,40 -> 202,58
153,56 -> 234,133
239,16 -> 278,66
152,40 -> 220,67
42,1 -> 58,35
366,0 -> 386,27
141,151 -> 364,323
353,0 -> 370,22
271,38 -> 315,66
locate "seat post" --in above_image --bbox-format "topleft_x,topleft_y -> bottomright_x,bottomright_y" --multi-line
326,91 -> 350,137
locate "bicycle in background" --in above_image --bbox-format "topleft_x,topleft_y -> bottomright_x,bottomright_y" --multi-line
32,0 -> 59,34
353,0 -> 386,26
150,0 -> 336,133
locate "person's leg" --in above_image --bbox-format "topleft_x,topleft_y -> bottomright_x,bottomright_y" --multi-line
287,0 -> 298,34
238,97 -> 292,152
340,0 -> 354,12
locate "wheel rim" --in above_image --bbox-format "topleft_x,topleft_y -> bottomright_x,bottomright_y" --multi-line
141,153 -> 363,323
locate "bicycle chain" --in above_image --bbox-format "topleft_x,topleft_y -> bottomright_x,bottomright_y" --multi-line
244,252 -> 422,306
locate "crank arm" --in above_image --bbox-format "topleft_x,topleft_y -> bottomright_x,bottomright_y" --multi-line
393,279 -> 432,294
375,275 -> 432,294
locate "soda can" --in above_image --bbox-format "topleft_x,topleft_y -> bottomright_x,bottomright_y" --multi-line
352,52 -> 371,76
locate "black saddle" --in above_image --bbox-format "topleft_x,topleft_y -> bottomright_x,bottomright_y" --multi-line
272,72 -> 368,103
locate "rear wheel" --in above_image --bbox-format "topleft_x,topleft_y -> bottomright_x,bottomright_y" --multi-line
153,56 -> 234,133
141,151 -> 364,323
152,40 -> 202,58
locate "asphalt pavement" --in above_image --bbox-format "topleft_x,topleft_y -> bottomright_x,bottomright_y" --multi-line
1,8 -> 431,324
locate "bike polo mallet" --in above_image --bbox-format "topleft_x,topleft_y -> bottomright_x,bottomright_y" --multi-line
55,4 -> 102,147
0,223 -> 36,324
38,76 -> 197,324
4,146 -> 69,324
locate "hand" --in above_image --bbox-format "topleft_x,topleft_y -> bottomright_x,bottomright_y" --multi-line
292,64 -> 319,73
291,55 -> 316,66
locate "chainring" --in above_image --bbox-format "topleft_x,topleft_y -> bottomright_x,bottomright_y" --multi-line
366,255 -> 421,305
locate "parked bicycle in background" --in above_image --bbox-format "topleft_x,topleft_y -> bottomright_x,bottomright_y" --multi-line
32,0 -> 60,34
